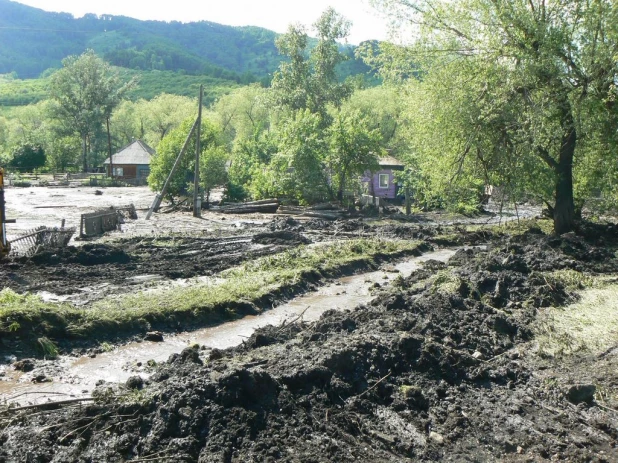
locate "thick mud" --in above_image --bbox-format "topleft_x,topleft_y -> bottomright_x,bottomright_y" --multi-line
0,235 -> 298,302
2,224 -> 618,462
0,250 -> 457,406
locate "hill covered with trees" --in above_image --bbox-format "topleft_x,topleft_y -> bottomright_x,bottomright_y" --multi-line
0,0 -> 371,83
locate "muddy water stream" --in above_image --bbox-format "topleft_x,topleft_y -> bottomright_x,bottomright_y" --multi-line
0,249 -> 457,406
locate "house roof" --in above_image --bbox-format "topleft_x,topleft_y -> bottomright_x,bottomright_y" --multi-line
378,155 -> 404,168
103,140 -> 155,165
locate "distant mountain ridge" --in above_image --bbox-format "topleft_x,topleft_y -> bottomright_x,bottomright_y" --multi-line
0,0 -> 371,82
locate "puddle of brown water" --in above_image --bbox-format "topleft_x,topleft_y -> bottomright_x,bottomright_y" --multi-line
0,249 -> 458,405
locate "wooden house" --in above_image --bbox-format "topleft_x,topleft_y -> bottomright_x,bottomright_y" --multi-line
102,140 -> 155,180
364,156 -> 405,200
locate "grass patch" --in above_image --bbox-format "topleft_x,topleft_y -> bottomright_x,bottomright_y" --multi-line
0,239 -> 422,346
430,269 -> 462,296
541,269 -> 606,291
37,336 -> 59,359
465,218 -> 554,235
535,283 -> 618,357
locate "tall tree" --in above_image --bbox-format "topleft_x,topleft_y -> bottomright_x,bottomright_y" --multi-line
370,0 -> 618,233
271,8 -> 353,125
328,110 -> 382,200
143,93 -> 196,148
270,109 -> 330,203
200,146 -> 229,207
49,50 -> 134,172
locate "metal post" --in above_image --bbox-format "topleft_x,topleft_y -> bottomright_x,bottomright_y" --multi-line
193,85 -> 203,218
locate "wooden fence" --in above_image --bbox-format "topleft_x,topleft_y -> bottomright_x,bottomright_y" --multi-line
80,204 -> 137,238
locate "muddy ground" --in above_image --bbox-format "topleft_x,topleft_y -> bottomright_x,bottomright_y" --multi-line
0,215 -> 441,302
1,222 -> 617,462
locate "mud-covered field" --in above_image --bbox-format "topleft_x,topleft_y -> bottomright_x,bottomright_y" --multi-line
0,216 -> 438,303
2,221 -> 617,462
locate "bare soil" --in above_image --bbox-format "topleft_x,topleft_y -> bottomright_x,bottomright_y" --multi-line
1,220 -> 617,462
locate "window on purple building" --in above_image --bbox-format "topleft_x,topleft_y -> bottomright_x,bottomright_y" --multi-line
379,174 -> 389,189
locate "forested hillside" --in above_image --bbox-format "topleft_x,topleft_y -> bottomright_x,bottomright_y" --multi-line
0,0 -> 371,82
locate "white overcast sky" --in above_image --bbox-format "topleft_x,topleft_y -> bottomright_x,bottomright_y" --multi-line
15,0 -> 391,44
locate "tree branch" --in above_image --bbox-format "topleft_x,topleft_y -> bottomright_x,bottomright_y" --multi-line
536,146 -> 558,170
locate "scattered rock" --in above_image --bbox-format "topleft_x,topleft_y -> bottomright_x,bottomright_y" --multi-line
144,331 -> 164,342
429,431 -> 445,445
13,358 -> 35,372
126,375 -> 144,390
31,374 -> 51,383
472,351 -> 485,360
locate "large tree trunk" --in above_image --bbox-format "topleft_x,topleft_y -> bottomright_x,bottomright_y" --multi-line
553,127 -> 576,235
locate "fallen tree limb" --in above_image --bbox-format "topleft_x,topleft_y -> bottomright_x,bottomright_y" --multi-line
1,397 -> 94,414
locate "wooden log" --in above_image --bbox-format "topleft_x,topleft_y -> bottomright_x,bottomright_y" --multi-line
220,203 -> 280,214
220,199 -> 280,210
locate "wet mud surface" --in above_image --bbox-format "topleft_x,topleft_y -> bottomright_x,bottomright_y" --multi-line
0,216 -> 451,302
0,250 -> 457,405
2,223 -> 618,461
0,235 -> 297,301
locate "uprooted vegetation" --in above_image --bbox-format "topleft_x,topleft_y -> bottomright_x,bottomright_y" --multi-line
2,222 -> 618,462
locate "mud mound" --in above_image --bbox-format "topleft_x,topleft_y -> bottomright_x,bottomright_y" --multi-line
267,217 -> 304,232
252,231 -> 311,246
27,244 -> 132,266
303,219 -> 333,231
334,219 -> 371,233
3,225 -> 617,461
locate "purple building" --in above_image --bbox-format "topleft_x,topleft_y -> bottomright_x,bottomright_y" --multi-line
363,156 -> 405,200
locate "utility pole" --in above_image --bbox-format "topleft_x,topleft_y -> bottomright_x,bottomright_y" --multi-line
145,118 -> 199,219
193,85 -> 203,218
107,117 -> 114,181
405,185 -> 411,216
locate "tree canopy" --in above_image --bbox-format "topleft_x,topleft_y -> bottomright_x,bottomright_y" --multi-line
49,50 -> 135,172
369,0 -> 618,232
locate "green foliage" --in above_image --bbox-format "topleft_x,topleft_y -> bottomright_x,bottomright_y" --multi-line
8,143 -> 45,171
271,8 -> 353,125
371,0 -> 618,232
341,86 -> 405,153
227,133 -> 278,201
200,146 -> 229,205
45,135 -> 81,172
270,109 -> 330,203
0,1 -> 372,83
212,84 -> 270,146
49,50 -> 135,172
37,336 -> 59,359
328,109 -> 382,200
148,117 -> 222,200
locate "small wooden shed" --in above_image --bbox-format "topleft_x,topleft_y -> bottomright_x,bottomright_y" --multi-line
103,140 -> 155,180
366,156 -> 405,199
